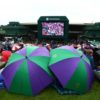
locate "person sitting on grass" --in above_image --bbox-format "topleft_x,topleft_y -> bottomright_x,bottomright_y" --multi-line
85,49 -> 95,70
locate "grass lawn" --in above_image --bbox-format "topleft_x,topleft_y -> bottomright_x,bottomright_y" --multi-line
0,81 -> 100,100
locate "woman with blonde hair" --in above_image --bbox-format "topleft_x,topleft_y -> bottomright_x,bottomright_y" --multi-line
85,49 -> 95,69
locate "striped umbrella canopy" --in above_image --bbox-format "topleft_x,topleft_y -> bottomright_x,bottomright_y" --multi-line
2,46 -> 52,95
49,45 -> 94,94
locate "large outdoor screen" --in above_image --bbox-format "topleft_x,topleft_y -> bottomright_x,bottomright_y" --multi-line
42,22 -> 64,36
38,16 -> 69,40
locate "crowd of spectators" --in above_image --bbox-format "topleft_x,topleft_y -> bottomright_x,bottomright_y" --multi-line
0,37 -> 100,70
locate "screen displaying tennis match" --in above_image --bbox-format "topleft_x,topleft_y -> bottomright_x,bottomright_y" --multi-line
42,22 -> 64,36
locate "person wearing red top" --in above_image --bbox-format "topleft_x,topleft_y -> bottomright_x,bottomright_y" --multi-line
0,48 -> 11,69
0,48 -> 12,62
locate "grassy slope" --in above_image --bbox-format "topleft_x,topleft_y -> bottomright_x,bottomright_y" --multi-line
0,81 -> 100,100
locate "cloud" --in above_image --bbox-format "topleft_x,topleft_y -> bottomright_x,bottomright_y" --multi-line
0,0 -> 100,25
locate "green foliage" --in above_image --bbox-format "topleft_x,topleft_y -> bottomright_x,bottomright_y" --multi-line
84,22 -> 100,38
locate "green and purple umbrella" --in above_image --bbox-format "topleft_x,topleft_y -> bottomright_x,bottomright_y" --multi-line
49,45 -> 93,93
2,46 -> 52,95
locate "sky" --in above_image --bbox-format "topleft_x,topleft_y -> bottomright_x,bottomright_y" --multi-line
0,0 -> 100,25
